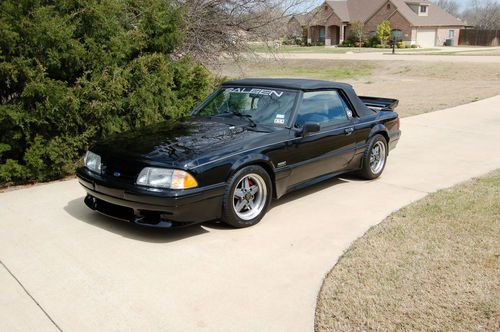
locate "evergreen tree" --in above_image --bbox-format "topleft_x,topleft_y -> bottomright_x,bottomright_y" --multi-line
0,0 -> 212,185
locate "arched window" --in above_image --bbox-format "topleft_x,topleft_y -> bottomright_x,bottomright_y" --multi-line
391,29 -> 403,41
369,31 -> 376,39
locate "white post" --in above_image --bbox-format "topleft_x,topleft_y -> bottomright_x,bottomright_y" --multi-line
340,24 -> 345,43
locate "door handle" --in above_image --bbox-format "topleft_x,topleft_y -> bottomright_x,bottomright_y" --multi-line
344,127 -> 354,135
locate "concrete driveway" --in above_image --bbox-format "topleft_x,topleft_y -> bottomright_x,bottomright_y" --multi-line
1,96 -> 500,332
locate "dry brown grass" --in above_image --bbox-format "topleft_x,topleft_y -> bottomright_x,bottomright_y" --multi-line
315,170 -> 500,331
214,59 -> 500,117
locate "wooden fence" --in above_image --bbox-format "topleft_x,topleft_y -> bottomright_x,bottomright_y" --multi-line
459,29 -> 500,46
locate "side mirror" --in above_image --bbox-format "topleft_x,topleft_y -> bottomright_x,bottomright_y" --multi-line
301,122 -> 320,137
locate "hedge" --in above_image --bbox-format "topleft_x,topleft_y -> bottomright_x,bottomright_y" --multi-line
0,0 -> 213,186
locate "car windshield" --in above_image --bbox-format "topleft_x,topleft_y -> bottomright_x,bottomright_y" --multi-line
194,87 -> 297,127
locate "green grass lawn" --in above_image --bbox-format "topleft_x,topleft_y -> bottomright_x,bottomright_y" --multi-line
249,44 -> 435,54
250,45 -> 379,54
315,170 -> 500,331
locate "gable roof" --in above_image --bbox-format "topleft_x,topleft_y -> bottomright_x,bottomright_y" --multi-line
289,4 -> 324,26
293,0 -> 464,27
396,0 -> 465,26
290,13 -> 310,26
366,0 -> 464,27
345,0 -> 386,22
325,1 -> 350,21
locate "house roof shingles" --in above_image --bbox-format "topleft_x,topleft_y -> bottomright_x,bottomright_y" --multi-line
291,13 -> 310,26
396,1 -> 465,26
344,0 -> 386,22
325,0 -> 350,21
294,0 -> 464,27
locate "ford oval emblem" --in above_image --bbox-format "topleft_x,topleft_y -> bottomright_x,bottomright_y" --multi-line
113,171 -> 121,177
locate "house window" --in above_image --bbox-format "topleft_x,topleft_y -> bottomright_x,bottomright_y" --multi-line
448,30 -> 455,39
319,26 -> 326,43
387,3 -> 391,10
420,5 -> 427,13
369,31 -> 376,39
391,29 -> 403,42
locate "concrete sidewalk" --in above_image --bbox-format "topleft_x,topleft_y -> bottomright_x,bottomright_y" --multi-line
1,96 -> 500,331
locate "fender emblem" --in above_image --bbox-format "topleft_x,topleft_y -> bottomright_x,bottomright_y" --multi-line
113,171 -> 121,177
277,161 -> 287,168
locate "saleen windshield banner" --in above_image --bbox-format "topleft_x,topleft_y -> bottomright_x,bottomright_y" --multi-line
225,87 -> 284,98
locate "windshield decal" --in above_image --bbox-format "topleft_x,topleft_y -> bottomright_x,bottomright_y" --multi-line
274,114 -> 285,125
225,87 -> 284,98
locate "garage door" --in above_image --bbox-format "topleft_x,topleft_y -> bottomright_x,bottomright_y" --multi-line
416,29 -> 437,47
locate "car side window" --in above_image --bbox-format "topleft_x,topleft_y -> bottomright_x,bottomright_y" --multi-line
295,90 -> 351,128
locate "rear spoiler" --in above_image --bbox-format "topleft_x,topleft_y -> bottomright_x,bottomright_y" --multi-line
359,96 -> 399,112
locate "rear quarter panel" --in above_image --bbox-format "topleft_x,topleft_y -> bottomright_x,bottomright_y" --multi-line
349,110 -> 399,169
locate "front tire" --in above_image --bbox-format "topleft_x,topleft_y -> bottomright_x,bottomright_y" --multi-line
359,134 -> 388,180
221,165 -> 272,228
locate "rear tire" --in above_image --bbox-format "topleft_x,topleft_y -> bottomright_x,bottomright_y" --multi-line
221,165 -> 272,228
359,134 -> 388,180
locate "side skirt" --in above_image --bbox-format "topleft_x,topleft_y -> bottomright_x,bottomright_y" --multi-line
281,168 -> 359,198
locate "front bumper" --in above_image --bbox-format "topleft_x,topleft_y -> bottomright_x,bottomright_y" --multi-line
76,167 -> 225,228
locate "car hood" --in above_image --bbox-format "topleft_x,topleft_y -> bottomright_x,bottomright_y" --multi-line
92,117 -> 266,167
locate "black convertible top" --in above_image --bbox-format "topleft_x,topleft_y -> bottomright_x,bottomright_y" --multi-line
222,78 -> 352,91
221,78 -> 375,117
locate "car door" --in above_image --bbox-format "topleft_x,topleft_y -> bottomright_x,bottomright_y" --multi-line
286,90 -> 356,187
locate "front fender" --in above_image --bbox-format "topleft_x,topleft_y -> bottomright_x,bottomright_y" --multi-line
228,153 -> 276,178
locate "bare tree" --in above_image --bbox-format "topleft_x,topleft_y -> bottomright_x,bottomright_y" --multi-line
432,0 -> 460,17
462,0 -> 500,29
350,21 -> 364,51
176,0 -> 314,64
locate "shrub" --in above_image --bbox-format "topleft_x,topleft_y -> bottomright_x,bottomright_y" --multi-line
289,36 -> 303,46
310,41 -> 325,47
354,41 -> 365,47
0,0 -> 213,186
411,44 -> 418,48
396,41 -> 405,48
339,40 -> 354,47
367,37 -> 378,48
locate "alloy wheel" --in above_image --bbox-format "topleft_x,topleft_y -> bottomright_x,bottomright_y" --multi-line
369,141 -> 386,174
232,173 -> 268,220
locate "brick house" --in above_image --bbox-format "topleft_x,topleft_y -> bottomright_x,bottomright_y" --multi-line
287,0 -> 465,47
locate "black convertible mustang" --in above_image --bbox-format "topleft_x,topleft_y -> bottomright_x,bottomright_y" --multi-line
77,79 -> 401,228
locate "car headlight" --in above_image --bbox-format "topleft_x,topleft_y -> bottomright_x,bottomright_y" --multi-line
84,151 -> 102,174
136,168 -> 198,189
